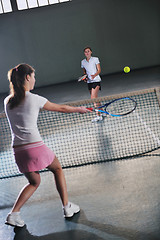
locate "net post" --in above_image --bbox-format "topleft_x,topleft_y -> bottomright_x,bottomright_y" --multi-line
155,87 -> 160,108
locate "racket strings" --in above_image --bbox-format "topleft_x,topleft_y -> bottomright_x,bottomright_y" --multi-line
106,99 -> 136,115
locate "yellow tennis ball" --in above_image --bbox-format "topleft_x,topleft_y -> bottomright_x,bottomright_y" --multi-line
124,66 -> 130,73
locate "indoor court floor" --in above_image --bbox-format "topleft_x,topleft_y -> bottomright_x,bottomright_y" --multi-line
0,66 -> 160,240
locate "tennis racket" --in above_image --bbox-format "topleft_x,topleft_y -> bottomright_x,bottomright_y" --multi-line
78,74 -> 88,82
87,97 -> 137,117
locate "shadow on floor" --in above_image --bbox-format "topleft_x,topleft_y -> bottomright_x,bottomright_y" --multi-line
14,226 -> 104,240
13,210 -> 158,240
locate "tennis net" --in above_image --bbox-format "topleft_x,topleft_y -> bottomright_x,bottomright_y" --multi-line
1,87 -> 160,179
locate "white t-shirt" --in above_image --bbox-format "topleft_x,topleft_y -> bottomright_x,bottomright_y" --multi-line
4,91 -> 48,146
81,56 -> 101,83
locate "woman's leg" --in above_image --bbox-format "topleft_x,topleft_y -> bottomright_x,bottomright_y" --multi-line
47,156 -> 80,218
11,171 -> 41,212
47,156 -> 68,206
90,86 -> 101,115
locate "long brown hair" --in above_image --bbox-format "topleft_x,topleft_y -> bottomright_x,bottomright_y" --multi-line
8,63 -> 35,109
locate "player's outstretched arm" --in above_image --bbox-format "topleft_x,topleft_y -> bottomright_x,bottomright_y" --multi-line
43,101 -> 89,114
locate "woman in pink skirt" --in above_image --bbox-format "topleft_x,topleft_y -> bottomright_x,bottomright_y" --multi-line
4,63 -> 89,227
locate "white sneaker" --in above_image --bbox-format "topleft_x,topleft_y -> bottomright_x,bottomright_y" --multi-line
63,202 -> 80,218
5,212 -> 25,227
92,115 -> 103,123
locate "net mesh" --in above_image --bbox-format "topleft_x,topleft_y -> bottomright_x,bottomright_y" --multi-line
1,88 -> 160,179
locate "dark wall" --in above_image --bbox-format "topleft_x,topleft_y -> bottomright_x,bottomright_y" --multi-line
0,0 -> 160,93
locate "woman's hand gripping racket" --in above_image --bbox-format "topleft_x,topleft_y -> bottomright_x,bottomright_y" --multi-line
78,74 -> 88,82
87,97 -> 137,117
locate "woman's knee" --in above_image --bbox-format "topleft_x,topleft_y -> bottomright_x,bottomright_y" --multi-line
91,91 -> 98,99
50,165 -> 63,175
91,94 -> 96,99
47,157 -> 63,175
30,179 -> 41,188
25,172 -> 41,188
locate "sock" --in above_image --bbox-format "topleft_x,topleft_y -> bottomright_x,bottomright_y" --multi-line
10,212 -> 20,215
64,202 -> 71,209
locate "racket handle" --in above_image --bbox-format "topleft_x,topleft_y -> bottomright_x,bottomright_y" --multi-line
86,107 -> 93,111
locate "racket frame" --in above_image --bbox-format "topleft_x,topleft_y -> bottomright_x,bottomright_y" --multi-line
87,97 -> 137,117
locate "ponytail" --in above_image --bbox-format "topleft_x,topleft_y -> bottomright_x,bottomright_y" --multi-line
8,64 -> 35,109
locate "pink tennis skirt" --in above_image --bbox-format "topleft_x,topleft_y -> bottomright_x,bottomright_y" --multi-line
13,142 -> 55,173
